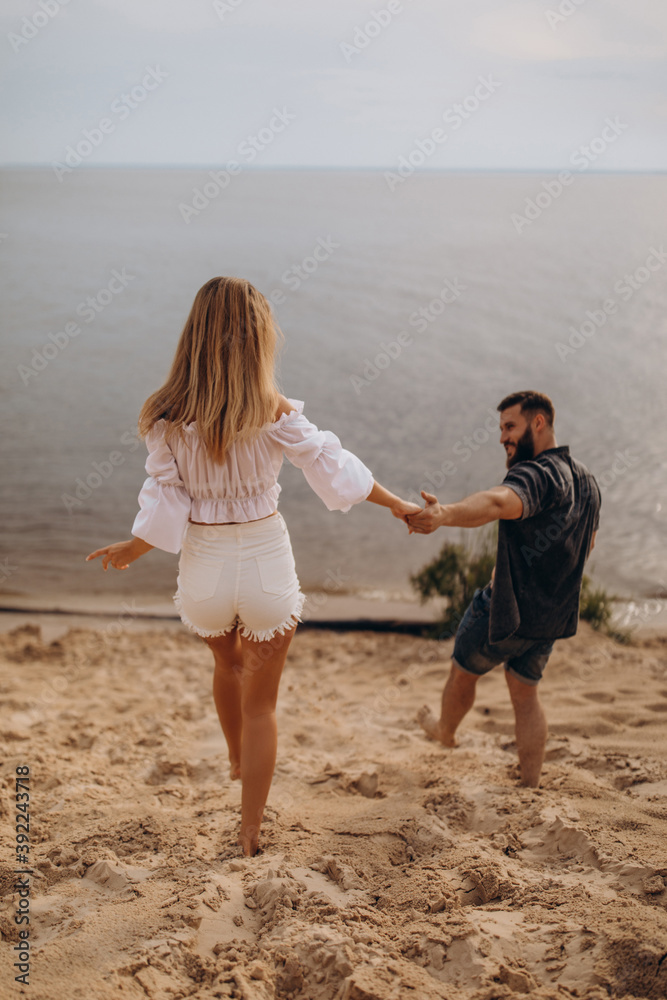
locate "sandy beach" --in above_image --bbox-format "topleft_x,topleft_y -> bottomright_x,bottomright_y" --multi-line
1,615 -> 666,1000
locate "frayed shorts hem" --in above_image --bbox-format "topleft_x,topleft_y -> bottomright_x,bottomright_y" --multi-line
173,589 -> 306,643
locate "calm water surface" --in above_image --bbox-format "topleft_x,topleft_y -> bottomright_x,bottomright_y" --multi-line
1,169 -> 665,607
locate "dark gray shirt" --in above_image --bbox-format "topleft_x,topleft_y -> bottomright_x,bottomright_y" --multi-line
489,446 -> 601,643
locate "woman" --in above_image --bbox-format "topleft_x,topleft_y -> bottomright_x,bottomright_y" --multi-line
87,276 -> 419,856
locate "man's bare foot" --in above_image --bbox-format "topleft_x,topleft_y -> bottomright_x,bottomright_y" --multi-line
416,705 -> 459,747
230,761 -> 241,781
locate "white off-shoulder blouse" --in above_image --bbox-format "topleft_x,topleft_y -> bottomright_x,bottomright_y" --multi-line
131,398 -> 375,553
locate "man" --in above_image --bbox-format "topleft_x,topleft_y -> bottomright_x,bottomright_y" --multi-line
407,390 -> 601,787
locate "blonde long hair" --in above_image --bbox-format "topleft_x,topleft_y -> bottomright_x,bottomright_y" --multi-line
138,277 -> 282,462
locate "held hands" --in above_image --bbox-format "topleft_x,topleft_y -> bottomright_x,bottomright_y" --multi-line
405,491 -> 443,535
85,537 -> 151,571
390,498 -> 422,532
367,482 -> 424,532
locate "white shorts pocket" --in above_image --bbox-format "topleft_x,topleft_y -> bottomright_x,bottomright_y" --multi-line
178,550 -> 224,603
256,552 -> 294,596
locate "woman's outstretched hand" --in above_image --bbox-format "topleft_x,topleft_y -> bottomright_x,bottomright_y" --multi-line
86,537 -> 153,571
364,482 -> 422,532
390,498 -> 423,532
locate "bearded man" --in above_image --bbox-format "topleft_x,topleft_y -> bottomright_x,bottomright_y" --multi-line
407,390 -> 601,786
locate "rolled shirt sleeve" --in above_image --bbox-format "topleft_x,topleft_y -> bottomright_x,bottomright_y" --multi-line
270,401 -> 374,512
131,421 -> 191,553
502,463 -> 565,521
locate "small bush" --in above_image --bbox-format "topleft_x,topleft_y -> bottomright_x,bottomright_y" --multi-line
578,575 -> 613,630
579,575 -> 633,644
410,527 -> 496,636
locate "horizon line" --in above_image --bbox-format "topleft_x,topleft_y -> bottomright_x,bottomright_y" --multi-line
1,164 -> 666,175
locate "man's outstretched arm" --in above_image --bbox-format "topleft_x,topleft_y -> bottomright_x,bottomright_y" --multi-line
407,486 -> 524,534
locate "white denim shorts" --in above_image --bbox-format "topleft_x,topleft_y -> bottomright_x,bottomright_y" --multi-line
174,512 -> 306,642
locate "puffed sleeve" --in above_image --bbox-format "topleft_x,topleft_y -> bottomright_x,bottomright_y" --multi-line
131,420 -> 192,553
269,400 -> 374,512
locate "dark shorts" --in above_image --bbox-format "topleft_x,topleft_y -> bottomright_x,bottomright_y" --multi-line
452,585 -> 554,686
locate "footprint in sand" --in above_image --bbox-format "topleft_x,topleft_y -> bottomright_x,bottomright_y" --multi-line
315,770 -> 383,799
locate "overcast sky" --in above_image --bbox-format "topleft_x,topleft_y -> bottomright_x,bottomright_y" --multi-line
1,0 -> 666,169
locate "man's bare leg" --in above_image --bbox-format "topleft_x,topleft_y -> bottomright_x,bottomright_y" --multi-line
504,669 -> 547,787
417,660 -> 479,747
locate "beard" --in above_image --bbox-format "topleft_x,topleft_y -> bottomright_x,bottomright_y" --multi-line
506,425 -> 535,468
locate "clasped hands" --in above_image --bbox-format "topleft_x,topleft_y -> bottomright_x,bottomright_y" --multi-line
392,490 -> 443,535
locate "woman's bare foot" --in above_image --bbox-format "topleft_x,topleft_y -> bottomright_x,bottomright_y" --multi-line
230,760 -> 241,781
238,830 -> 259,857
416,705 -> 459,747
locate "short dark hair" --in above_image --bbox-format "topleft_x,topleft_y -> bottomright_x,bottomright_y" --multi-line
497,390 -> 555,427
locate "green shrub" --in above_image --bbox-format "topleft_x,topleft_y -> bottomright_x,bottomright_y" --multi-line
579,575 -> 633,644
578,574 -> 613,630
410,527 -> 496,636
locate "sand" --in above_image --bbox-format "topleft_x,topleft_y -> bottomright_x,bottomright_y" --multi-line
1,618 -> 667,1000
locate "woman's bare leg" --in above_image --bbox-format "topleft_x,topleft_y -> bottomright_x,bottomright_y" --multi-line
204,629 -> 244,780
237,625 -> 296,856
